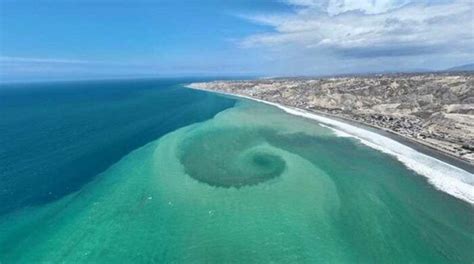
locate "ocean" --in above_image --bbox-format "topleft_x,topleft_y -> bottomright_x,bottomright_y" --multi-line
0,79 -> 473,263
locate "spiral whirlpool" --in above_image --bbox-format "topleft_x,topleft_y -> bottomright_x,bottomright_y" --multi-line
179,128 -> 286,188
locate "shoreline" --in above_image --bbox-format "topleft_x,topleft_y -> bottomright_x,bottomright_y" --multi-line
185,84 -> 474,204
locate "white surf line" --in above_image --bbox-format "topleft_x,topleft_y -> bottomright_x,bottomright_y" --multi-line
186,84 -> 474,204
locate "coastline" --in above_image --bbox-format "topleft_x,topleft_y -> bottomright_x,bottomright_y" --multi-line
188,76 -> 474,165
185,83 -> 474,204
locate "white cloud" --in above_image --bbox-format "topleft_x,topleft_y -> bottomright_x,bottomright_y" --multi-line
287,0 -> 412,15
240,0 -> 474,74
329,0 -> 409,15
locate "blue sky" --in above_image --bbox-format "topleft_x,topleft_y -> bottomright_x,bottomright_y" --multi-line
0,0 -> 473,81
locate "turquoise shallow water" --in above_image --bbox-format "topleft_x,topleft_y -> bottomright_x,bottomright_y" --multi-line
0,81 -> 473,263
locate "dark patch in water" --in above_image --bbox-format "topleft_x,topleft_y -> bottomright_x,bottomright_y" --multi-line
179,128 -> 285,188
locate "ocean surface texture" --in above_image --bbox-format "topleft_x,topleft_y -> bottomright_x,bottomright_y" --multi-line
0,79 -> 473,263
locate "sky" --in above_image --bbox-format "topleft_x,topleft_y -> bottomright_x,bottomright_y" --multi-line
0,0 -> 473,81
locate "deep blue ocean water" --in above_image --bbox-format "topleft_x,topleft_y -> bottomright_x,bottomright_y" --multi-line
0,78 -> 235,215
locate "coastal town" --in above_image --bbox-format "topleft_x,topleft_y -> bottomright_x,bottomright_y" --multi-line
190,73 -> 474,165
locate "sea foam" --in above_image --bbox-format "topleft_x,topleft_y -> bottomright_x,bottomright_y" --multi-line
186,85 -> 474,204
